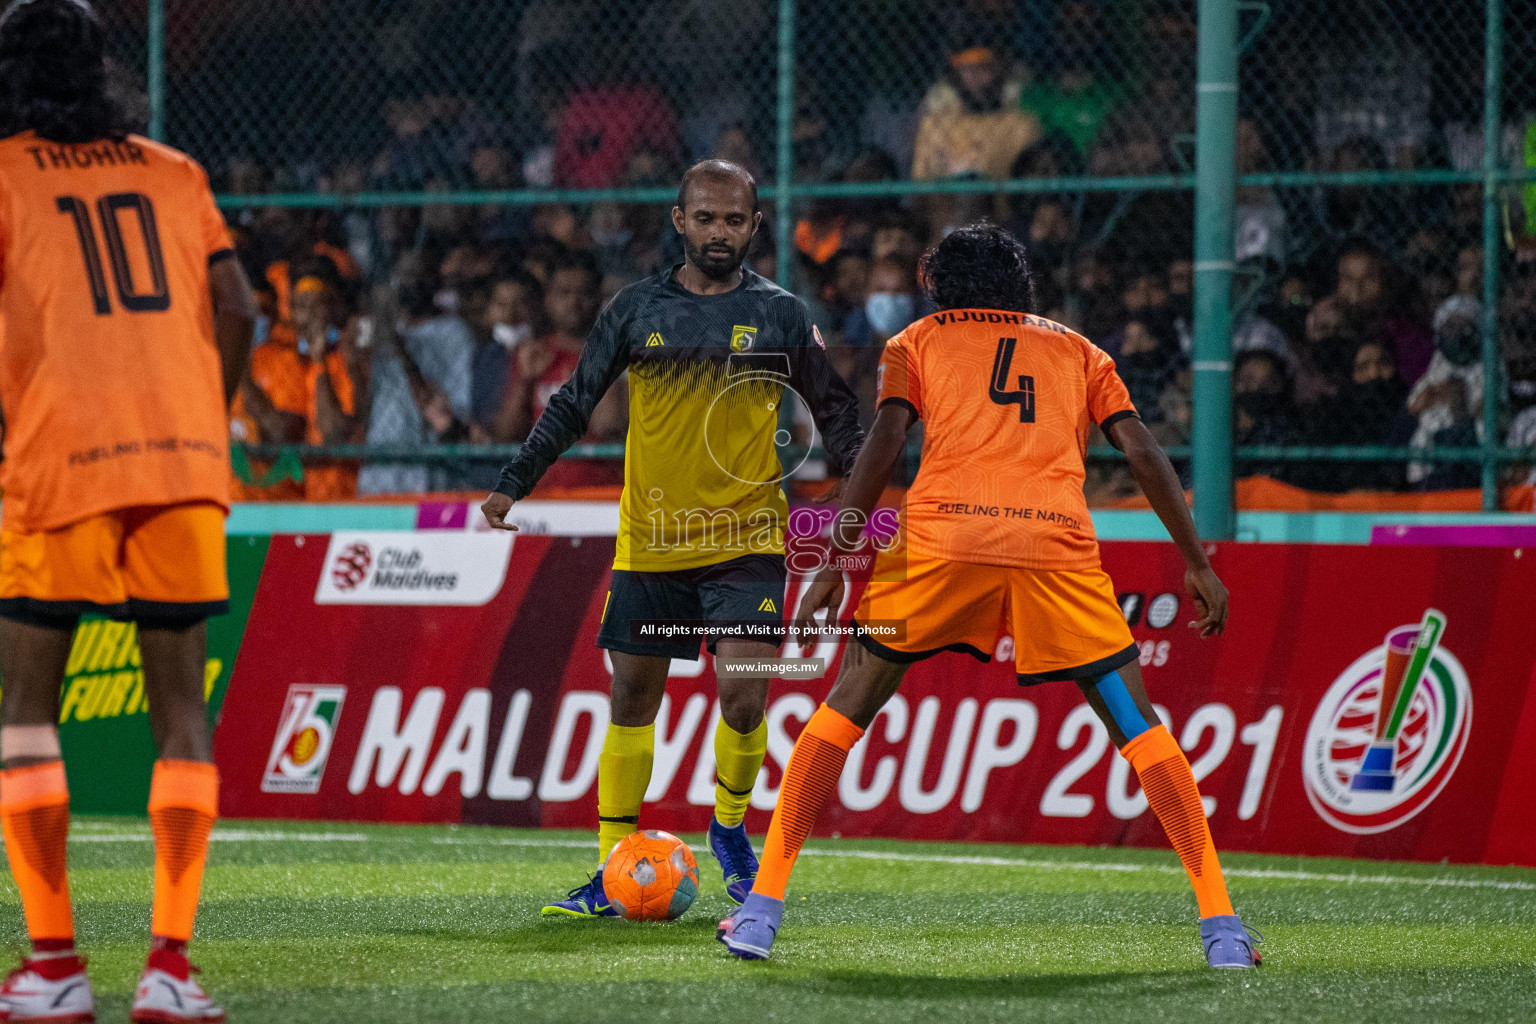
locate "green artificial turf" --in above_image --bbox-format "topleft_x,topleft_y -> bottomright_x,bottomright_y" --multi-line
6,817 -> 1533,1023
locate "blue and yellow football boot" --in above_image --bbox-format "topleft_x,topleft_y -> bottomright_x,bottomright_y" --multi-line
541,874 -> 620,918
708,818 -> 759,905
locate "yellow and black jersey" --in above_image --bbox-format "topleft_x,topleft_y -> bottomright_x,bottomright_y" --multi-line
495,265 -> 863,571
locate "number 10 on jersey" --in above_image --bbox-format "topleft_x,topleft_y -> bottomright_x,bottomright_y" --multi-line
57,192 -> 171,315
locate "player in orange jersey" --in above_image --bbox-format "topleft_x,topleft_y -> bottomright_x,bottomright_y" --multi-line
720,224 -> 1261,970
0,2 -> 256,1020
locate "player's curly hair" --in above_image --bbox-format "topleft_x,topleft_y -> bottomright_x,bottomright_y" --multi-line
0,0 -> 138,144
920,222 -> 1037,315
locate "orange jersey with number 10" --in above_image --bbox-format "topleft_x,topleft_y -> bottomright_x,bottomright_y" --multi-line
0,131 -> 233,532
876,309 -> 1137,571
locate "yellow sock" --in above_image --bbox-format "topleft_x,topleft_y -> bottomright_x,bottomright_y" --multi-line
596,723 -> 653,865
713,718 -> 767,828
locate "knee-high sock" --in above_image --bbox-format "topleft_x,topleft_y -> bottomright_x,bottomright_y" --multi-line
753,705 -> 864,900
597,723 -> 654,865
0,762 -> 74,949
149,760 -> 219,943
1121,725 -> 1234,919
713,718 -> 767,828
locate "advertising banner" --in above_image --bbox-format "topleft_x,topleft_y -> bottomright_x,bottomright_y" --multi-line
215,535 -> 1536,866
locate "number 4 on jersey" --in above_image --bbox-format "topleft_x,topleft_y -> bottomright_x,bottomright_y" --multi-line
56,192 -> 171,315
989,336 -> 1035,422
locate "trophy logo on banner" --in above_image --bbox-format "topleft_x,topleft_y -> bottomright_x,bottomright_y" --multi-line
1302,609 -> 1472,835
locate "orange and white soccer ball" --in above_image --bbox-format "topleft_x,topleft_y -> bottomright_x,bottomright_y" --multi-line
602,830 -> 700,921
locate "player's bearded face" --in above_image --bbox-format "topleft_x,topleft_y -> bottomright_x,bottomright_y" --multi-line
684,230 -> 750,279
676,180 -> 759,280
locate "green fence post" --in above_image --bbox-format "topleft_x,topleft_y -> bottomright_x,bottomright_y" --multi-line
1192,0 -> 1238,540
774,0 -> 796,288
1482,0 -> 1504,511
147,0 -> 165,142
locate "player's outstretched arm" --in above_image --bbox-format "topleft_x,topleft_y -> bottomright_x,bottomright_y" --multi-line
483,298 -> 631,529
1104,415 -> 1228,637
210,258 -> 258,406
792,402 -> 914,650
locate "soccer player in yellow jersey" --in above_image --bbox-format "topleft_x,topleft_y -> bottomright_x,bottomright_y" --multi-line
719,224 -> 1260,969
0,2 -> 256,1019
483,161 -> 863,915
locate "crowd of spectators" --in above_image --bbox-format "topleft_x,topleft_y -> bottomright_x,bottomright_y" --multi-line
203,0 -> 1536,500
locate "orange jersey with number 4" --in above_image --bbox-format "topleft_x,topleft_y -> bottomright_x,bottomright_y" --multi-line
0,131 -> 232,532
876,309 -> 1137,571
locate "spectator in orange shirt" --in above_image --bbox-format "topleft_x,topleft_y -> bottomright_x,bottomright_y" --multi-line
230,278 -> 304,500
239,275 -> 364,499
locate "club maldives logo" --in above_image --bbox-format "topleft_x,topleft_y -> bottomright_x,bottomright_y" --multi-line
314,531 -> 514,606
1302,609 -> 1472,834
262,685 -> 347,794
332,542 -> 372,591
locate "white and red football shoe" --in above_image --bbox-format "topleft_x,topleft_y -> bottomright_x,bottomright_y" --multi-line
128,948 -> 223,1024
0,955 -> 94,1023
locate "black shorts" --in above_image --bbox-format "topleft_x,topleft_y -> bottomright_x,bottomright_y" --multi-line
597,553 -> 787,660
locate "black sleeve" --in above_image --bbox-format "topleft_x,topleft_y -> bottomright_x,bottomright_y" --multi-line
783,298 -> 864,475
494,296 -> 631,500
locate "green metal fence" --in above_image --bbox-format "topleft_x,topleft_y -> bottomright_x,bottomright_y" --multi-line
114,0 -> 1536,528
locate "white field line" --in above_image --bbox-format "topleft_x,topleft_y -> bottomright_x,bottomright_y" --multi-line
427,834 -> 1536,893
789,846 -> 1536,893
64,829 -> 1536,893
71,830 -> 371,843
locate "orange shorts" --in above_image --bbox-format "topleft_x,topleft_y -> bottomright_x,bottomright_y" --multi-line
852,547 -> 1136,683
0,502 -> 228,626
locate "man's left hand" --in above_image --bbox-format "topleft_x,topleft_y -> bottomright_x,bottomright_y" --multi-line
482,492 -> 517,531
791,565 -> 845,652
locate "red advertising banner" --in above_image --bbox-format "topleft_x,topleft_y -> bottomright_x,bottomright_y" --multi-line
216,533 -> 1536,866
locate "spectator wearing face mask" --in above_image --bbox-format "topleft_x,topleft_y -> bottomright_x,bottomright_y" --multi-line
864,256 -> 921,344
470,271 -> 543,443
1233,349 -> 1303,482
1100,265 -> 1169,361
1406,296 -> 1484,488
1300,339 -> 1414,492
837,256 -> 923,425
1114,313 -> 1182,421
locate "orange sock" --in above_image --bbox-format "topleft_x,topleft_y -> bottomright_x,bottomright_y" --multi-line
753,705 -> 864,900
0,761 -> 75,948
1121,725 -> 1234,918
148,760 -> 219,943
